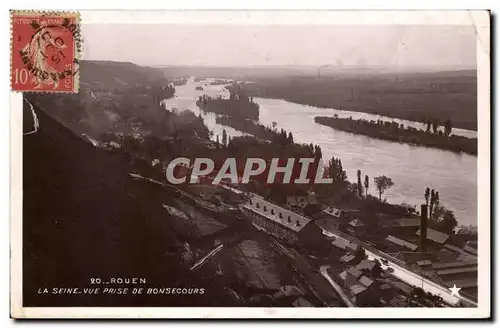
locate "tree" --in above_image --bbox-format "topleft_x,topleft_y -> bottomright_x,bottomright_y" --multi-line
431,205 -> 458,235
434,191 -> 440,215
357,170 -> 363,198
374,176 -> 394,202
456,224 -> 477,237
287,132 -> 294,144
425,121 -> 431,133
144,135 -> 162,158
364,175 -> 369,198
215,134 -> 220,149
432,119 -> 440,134
326,156 -> 347,188
314,145 -> 323,160
425,187 -> 430,206
354,247 -> 367,263
222,129 -> 227,147
371,259 -> 383,278
444,119 -> 452,137
429,189 -> 437,218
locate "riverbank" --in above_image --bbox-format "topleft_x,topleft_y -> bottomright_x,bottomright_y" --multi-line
216,116 -> 278,142
196,94 -> 259,120
238,71 -> 477,131
314,116 -> 477,155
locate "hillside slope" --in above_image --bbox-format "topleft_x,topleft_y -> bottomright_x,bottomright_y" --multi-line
22,100 -> 228,306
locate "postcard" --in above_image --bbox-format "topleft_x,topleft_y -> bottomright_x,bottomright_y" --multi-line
10,10 -> 490,319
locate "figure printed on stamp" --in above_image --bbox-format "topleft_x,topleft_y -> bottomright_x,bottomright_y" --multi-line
11,11 -> 79,92
21,21 -> 68,89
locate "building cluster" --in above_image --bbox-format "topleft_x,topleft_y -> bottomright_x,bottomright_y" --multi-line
286,194 -> 320,215
236,185 -> 477,303
335,259 -> 382,306
316,203 -> 478,300
314,206 -> 362,235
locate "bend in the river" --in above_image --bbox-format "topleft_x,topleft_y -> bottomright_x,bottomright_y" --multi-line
164,77 -> 477,226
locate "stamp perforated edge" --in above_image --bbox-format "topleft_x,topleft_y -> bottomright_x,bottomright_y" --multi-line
10,10 -> 81,93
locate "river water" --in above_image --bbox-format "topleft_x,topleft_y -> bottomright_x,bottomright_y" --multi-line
164,78 -> 477,226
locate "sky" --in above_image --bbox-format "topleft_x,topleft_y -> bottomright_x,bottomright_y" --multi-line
82,24 -> 477,68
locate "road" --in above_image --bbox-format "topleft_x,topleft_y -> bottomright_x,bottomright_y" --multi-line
190,244 -> 224,271
319,265 -> 355,307
365,250 -> 477,307
322,230 -> 477,307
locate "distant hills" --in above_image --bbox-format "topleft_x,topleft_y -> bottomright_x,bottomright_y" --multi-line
81,60 -> 169,89
158,64 -> 476,80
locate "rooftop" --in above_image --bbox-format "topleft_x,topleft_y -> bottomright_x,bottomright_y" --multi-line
436,266 -> 477,276
444,278 -> 478,289
348,267 -> 363,278
347,242 -> 360,252
431,260 -> 477,270
292,297 -> 313,307
359,276 -> 374,288
463,245 -> 478,256
465,240 -> 478,250
463,241 -> 478,256
393,218 -> 421,227
379,217 -> 421,228
340,208 -> 361,213
243,195 -> 312,232
386,235 -> 418,251
350,284 -> 367,296
273,285 -> 305,298
349,219 -> 365,227
331,238 -> 349,250
340,254 -> 356,263
322,206 -> 342,218
286,195 -> 318,207
357,259 -> 376,272
416,228 -> 450,245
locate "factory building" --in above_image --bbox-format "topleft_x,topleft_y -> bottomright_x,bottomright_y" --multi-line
241,194 -> 323,244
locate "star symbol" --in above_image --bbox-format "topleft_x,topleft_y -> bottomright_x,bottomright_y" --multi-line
449,284 -> 461,297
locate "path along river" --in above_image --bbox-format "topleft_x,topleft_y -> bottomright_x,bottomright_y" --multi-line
164,78 -> 477,226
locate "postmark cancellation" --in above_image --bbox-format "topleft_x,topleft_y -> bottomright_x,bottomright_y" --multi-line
10,11 -> 81,93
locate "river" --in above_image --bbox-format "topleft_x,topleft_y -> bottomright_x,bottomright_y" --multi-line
164,78 -> 477,226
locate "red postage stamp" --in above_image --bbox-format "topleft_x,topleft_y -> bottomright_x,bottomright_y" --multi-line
11,11 -> 81,92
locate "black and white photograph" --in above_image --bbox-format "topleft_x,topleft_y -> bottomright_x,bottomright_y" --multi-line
10,10 -> 490,319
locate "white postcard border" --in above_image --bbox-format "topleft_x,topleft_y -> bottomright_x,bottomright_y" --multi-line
10,10 -> 491,319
